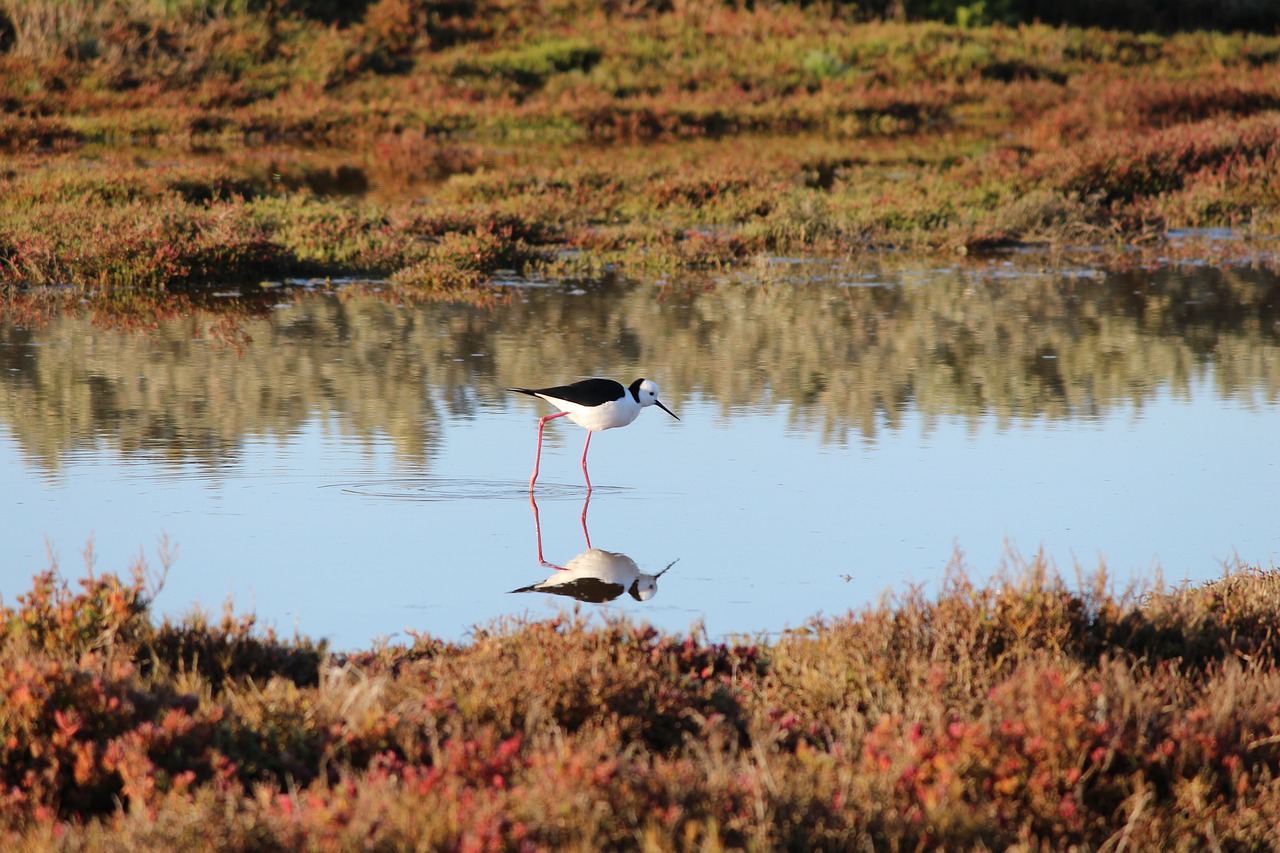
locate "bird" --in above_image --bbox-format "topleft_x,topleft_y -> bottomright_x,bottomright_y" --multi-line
511,549 -> 678,603
508,378 -> 679,491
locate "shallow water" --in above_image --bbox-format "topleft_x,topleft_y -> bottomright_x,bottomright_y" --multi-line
2,260 -> 1278,648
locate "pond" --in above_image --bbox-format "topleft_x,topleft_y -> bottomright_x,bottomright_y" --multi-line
2,259 -> 1278,649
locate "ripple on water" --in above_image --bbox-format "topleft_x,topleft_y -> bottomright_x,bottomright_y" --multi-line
326,479 -> 627,501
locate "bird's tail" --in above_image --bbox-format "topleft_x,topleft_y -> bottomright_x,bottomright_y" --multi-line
507,387 -> 538,397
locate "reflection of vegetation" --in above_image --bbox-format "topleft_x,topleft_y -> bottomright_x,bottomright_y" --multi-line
2,263 -> 1276,469
0,296 -> 452,471
633,262 -> 1280,441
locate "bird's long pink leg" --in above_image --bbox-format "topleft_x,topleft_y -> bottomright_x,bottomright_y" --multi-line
579,491 -> 592,550
529,492 -> 562,569
580,431 -> 593,493
529,411 -> 569,491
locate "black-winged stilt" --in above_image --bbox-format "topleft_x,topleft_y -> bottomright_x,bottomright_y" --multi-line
518,491 -> 677,602
511,549 -> 677,603
508,377 -> 679,491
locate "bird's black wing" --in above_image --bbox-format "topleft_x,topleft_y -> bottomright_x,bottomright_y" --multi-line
510,577 -> 626,603
515,378 -> 624,407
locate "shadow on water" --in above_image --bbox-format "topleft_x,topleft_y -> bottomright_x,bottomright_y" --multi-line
513,493 -> 677,604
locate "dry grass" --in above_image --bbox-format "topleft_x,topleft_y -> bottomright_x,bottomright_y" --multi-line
3,550 -> 1280,849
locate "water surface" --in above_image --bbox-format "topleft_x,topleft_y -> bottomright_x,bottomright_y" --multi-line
2,260 -> 1277,647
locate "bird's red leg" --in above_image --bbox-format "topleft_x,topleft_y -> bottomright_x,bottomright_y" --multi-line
580,490 -> 592,550
529,411 -> 569,491
529,492 -> 562,569
580,431 -> 593,493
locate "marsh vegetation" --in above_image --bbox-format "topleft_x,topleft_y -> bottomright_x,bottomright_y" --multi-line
3,1 -> 1280,848
4,0 -> 1280,305
5,555 -> 1280,850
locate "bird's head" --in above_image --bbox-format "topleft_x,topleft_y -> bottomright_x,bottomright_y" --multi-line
632,378 -> 679,420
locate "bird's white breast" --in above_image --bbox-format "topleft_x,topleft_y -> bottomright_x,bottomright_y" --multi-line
564,397 -> 641,431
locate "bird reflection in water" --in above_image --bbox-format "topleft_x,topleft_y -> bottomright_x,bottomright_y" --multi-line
512,493 -> 676,603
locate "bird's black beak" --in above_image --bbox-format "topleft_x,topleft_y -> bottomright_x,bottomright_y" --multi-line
656,400 -> 679,421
